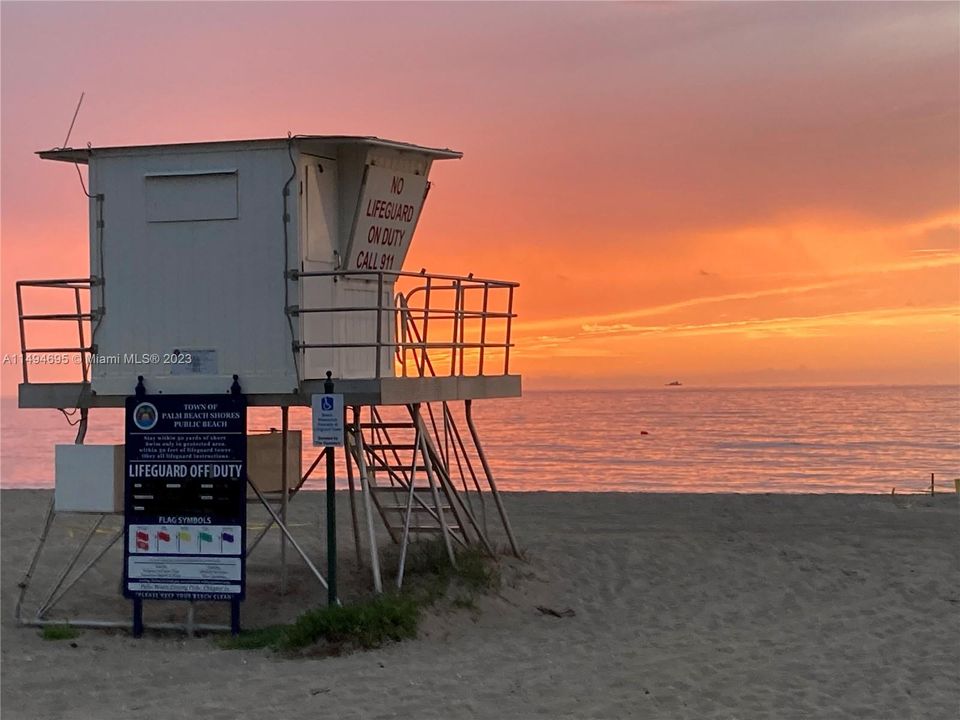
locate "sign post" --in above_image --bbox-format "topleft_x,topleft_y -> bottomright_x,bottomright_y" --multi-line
312,371 -> 343,606
123,390 -> 246,636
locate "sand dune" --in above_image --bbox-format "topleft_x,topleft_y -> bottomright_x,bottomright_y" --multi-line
2,490 -> 958,719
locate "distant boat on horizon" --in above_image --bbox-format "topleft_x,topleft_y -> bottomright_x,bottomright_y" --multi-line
665,380 -> 683,386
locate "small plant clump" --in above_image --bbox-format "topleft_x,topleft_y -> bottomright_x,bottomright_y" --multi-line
400,540 -> 501,603
40,624 -> 80,641
281,593 -> 420,651
220,625 -> 287,651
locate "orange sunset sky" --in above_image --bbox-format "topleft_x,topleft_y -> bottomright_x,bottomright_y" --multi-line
1,1 -> 958,392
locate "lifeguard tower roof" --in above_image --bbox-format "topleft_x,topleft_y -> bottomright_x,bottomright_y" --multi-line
19,133 -> 519,409
38,135 -> 464,164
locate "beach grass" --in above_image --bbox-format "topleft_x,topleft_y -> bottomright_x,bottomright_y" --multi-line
218,625 -> 288,650
221,539 -> 502,653
399,539 -> 501,598
281,593 -> 420,650
219,594 -> 419,652
40,624 -> 80,641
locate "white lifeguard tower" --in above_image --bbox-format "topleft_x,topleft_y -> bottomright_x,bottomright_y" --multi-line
15,135 -> 520,630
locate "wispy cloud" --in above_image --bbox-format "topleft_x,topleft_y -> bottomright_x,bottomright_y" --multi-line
574,305 -> 958,343
518,251 -> 959,334
510,305 -> 959,365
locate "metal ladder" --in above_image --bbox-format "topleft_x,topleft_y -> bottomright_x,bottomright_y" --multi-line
348,402 -> 516,590
363,406 -> 462,546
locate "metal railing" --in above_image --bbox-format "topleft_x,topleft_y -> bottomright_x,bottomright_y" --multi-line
291,269 -> 517,379
16,270 -> 517,386
15,278 -> 98,384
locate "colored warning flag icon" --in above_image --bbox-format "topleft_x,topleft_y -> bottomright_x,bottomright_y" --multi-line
178,531 -> 191,541
136,539 -> 149,550
135,530 -> 149,542
157,531 -> 171,542
198,531 -> 214,543
222,532 -> 235,543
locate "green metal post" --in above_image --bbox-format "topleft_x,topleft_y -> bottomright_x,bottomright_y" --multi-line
325,371 -> 337,606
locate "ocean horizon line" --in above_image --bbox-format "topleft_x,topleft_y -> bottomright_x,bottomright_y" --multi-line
1,380 -> 958,402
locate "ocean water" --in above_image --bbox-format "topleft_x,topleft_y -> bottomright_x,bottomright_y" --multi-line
1,386 -> 957,493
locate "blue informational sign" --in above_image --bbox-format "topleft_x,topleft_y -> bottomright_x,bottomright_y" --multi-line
123,394 -> 246,601
312,393 -> 344,447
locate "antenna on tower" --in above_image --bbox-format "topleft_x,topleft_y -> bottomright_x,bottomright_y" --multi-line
60,91 -> 85,149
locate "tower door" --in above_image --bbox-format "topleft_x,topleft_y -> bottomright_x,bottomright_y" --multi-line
300,157 -> 340,379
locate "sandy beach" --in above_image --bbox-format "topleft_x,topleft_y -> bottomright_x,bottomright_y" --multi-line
1,489 -> 957,719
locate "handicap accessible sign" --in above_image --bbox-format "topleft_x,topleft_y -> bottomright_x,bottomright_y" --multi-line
312,393 -> 344,447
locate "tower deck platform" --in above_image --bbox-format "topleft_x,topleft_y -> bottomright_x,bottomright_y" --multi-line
18,375 -> 522,409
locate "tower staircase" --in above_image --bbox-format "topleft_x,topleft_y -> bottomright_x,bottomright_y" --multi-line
346,402 -> 514,590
